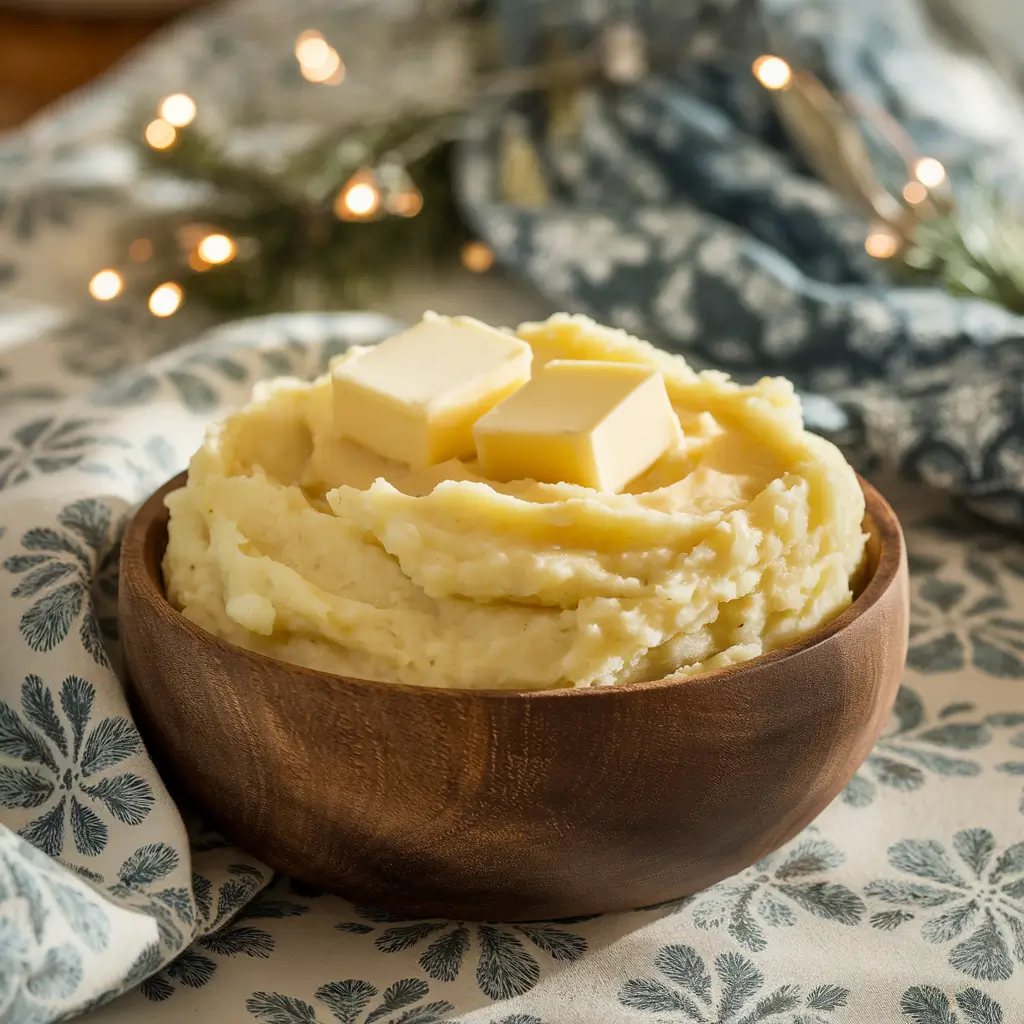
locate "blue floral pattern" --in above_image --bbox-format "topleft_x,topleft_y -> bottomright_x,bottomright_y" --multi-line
106,843 -> 198,950
247,978 -> 454,1024
618,944 -> 849,1022
901,985 -> 1007,1024
650,836 -> 864,952
866,829 -> 1024,982
335,911 -> 589,1000
141,890 -> 308,1001
994,713 -> 1024,813
0,304 -> 1022,1021
0,418 -> 122,493
3,498 -> 121,665
0,829 -> 114,1023
1,0 -> 1024,1011
0,674 -> 153,858
843,688 -> 1019,807
908,554 -> 1024,678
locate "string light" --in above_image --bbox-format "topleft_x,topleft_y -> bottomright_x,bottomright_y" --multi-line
159,93 -> 196,128
145,119 -> 176,150
88,269 -> 123,301
341,182 -> 378,216
335,172 -> 382,220
295,34 -> 330,69
752,55 -> 792,91
913,157 -> 946,189
902,181 -> 928,205
461,241 -> 495,273
196,233 -> 236,265
864,229 -> 899,259
387,189 -> 424,217
300,47 -> 344,84
149,282 -> 183,317
295,29 -> 344,84
129,238 -> 153,262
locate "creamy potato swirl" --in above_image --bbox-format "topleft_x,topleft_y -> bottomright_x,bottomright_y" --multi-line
163,314 -> 866,689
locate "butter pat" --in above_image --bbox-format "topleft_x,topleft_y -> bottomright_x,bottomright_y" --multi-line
332,315 -> 532,467
474,360 -> 680,491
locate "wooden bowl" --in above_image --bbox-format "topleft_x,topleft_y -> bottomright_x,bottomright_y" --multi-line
120,473 -> 908,921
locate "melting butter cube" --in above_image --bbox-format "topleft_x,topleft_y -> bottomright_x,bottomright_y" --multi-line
473,359 -> 680,492
332,315 -> 532,467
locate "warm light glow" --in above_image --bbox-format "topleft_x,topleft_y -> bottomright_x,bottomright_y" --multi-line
461,241 -> 495,274
145,119 -> 176,150
752,55 -> 792,91
865,230 -> 900,259
322,64 -> 345,86
197,233 -> 236,265
387,189 -> 423,217
88,269 -> 123,301
335,179 -> 381,219
295,35 -> 330,68
148,282 -> 183,317
294,29 -> 322,53
129,238 -> 153,262
188,251 -> 210,272
300,47 -> 343,83
159,93 -> 196,128
914,157 -> 946,189
902,181 -> 928,205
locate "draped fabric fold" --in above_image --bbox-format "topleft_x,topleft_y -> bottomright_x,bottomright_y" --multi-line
456,0 -> 1024,525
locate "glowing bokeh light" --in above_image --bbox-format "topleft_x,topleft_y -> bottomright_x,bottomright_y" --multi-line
461,241 -> 495,273
914,157 -> 947,189
336,180 -> 380,219
149,282 -> 183,317
387,190 -> 424,217
145,119 -> 176,150
296,36 -> 330,68
159,93 -> 196,128
902,181 -> 928,205
294,29 -> 323,54
864,230 -> 899,259
197,233 -> 236,264
752,55 -> 792,91
300,47 -> 343,83
88,269 -> 123,301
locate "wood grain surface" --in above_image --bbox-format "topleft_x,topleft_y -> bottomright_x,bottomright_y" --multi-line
120,473 -> 909,921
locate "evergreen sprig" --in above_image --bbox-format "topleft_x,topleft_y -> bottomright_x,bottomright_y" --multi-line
126,113 -> 470,314
895,185 -> 1024,314
762,59 -> 1024,314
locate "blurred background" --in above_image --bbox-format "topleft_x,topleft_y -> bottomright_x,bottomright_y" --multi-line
6,0 -> 1024,522
2,0 -> 1022,131
0,1 -> 200,131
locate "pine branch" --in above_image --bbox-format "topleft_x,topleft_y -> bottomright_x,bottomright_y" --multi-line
124,118 -> 469,314
757,55 -> 1024,315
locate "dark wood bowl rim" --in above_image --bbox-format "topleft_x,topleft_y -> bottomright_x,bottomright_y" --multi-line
124,472 -> 904,702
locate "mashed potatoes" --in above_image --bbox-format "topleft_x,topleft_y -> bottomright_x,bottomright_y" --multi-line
163,314 -> 866,689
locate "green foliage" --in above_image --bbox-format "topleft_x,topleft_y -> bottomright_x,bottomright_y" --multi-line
126,115 -> 471,315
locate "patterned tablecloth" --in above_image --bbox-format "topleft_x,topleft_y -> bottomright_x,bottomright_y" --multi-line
1,2 -> 1024,1023
1,309 -> 1022,1024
